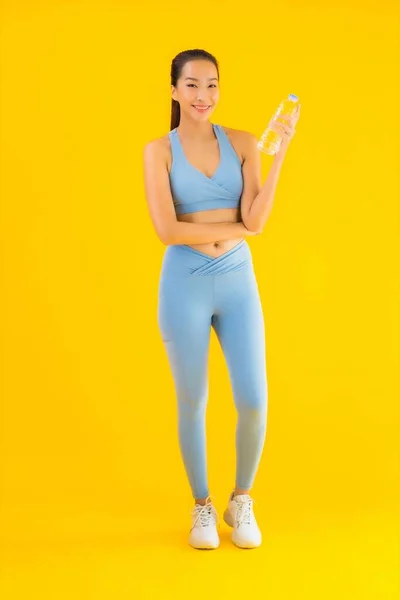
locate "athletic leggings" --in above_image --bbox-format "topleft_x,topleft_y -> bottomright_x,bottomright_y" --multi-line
157,239 -> 268,500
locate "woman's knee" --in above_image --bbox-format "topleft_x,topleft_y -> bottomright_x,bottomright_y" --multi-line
235,388 -> 268,419
177,389 -> 208,421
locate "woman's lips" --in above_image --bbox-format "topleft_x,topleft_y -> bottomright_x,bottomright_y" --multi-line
192,105 -> 210,113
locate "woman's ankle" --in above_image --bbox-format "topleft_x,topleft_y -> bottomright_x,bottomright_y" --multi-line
233,487 -> 251,498
195,495 -> 211,506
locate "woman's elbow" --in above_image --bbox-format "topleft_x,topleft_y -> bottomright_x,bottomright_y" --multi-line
243,219 -> 263,235
158,231 -> 172,245
241,211 -> 262,235
157,224 -> 177,245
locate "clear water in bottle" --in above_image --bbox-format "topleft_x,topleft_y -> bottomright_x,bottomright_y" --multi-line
258,93 -> 300,155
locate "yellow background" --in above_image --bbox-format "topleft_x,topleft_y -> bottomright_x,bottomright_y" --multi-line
1,0 -> 399,598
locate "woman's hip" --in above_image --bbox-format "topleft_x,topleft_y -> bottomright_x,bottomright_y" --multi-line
157,239 -> 261,332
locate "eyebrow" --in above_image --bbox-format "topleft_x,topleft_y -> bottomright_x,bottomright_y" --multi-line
184,77 -> 218,81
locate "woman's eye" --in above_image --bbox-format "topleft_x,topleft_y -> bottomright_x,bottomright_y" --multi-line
187,84 -> 217,88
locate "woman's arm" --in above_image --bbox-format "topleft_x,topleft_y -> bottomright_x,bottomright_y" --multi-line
164,220 -> 259,246
239,133 -> 285,233
143,140 -> 261,245
240,109 -> 299,231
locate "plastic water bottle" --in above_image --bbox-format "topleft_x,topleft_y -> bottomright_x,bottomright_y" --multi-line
257,93 -> 300,155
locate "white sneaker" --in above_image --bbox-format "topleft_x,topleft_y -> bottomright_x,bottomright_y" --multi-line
189,499 -> 220,549
223,492 -> 262,548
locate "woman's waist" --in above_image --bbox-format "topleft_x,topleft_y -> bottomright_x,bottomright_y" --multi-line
176,208 -> 244,258
183,236 -> 244,259
160,239 -> 253,278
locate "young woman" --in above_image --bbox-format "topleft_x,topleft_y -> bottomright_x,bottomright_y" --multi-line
143,49 -> 300,549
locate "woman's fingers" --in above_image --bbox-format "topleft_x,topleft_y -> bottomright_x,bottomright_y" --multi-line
274,114 -> 297,127
272,122 -> 294,136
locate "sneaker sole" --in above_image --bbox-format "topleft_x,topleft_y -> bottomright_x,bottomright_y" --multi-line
189,540 -> 220,550
190,544 -> 220,550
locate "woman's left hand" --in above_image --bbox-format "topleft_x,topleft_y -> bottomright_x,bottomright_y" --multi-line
270,103 -> 301,159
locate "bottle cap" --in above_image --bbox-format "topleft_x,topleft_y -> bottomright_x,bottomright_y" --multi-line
288,94 -> 299,101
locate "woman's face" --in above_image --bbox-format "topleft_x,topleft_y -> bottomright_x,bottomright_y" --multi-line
171,59 -> 220,121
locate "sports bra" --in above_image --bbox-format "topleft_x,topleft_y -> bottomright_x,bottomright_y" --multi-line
168,124 -> 244,215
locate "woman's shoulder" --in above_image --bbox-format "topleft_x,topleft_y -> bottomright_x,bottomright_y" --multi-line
220,124 -> 257,144
144,131 -> 171,150
143,132 -> 172,166
219,125 -> 257,164
143,130 -> 178,175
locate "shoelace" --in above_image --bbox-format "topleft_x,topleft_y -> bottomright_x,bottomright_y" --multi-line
191,501 -> 219,529
235,499 -> 254,528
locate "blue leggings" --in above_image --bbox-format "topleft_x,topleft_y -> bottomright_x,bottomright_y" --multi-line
157,240 -> 268,500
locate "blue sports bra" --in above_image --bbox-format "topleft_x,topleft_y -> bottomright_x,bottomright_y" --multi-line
168,124 -> 243,215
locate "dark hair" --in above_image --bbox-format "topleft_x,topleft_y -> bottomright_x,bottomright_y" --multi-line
170,49 -> 219,131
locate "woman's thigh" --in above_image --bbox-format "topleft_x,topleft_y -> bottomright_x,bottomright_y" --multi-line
158,272 -> 214,404
212,268 -> 267,408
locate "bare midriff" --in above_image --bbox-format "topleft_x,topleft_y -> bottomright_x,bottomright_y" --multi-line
177,207 -> 244,258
